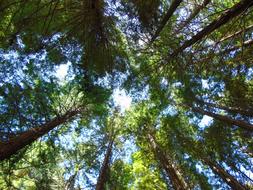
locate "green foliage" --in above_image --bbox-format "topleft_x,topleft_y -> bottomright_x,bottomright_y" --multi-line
129,151 -> 167,190
1,0 -> 253,189
107,159 -> 132,190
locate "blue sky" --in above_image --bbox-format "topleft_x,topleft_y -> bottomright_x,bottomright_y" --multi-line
55,62 -> 132,112
54,61 -> 253,186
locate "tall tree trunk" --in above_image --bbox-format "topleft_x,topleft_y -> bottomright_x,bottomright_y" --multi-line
95,138 -> 114,190
175,132 -> 248,189
171,0 -> 253,57
189,23 -> 253,58
189,105 -> 253,131
0,110 -> 79,161
195,98 -> 253,117
203,158 -> 248,190
150,0 -> 183,43
176,0 -> 211,33
147,133 -> 189,190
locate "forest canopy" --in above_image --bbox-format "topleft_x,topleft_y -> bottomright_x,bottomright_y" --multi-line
0,0 -> 253,189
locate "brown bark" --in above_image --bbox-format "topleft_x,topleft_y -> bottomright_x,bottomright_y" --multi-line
171,0 -> 253,57
150,0 -> 183,43
189,24 -> 253,58
195,98 -> 253,117
176,0 -> 211,33
174,130 -> 248,189
190,105 -> 253,131
147,133 -> 189,190
0,110 -> 79,161
95,138 -> 114,190
203,158 -> 247,190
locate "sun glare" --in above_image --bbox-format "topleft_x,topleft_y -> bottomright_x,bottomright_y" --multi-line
55,62 -> 70,80
112,88 -> 132,111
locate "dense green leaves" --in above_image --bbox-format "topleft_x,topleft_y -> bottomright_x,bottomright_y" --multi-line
0,0 -> 253,189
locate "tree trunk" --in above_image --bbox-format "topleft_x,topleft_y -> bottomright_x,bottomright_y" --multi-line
95,138 -> 114,190
195,98 -> 253,117
189,23 -> 253,57
176,0 -> 211,33
174,131 -> 248,189
203,158 -> 247,190
190,105 -> 253,131
150,0 -> 183,43
147,133 -> 189,190
171,0 -> 253,57
0,110 -> 79,161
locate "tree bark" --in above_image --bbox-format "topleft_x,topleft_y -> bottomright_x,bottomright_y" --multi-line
174,131 -> 248,189
150,0 -> 183,43
195,98 -> 253,117
95,138 -> 114,190
147,133 -> 189,190
190,24 -> 253,56
203,158 -> 247,190
190,105 -> 253,131
171,0 -> 253,57
0,110 -> 79,161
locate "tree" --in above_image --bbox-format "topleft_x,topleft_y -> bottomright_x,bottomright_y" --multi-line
0,108 -> 80,161
1,0 -> 253,189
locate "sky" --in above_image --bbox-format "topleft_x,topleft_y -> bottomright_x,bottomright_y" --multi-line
55,64 -> 210,126
54,62 -> 252,187
55,63 -> 213,125
55,62 -> 70,81
55,65 -> 133,188
55,63 -> 132,112
112,88 -> 132,111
